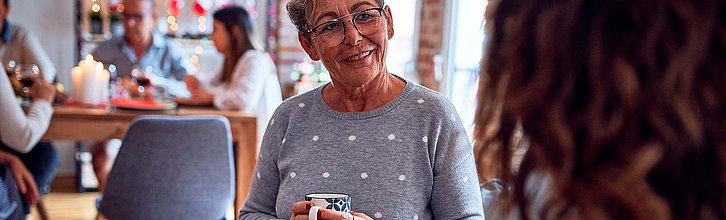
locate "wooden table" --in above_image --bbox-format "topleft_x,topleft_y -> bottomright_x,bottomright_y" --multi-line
41,105 -> 257,214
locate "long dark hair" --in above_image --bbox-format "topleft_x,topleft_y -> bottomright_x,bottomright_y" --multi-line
475,0 -> 726,219
213,6 -> 261,83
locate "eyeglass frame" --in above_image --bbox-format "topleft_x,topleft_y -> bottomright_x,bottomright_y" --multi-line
304,5 -> 388,41
121,12 -> 151,22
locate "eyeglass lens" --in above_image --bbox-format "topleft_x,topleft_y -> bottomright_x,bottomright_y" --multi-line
312,8 -> 384,46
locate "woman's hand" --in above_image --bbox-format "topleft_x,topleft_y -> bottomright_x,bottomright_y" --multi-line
0,151 -> 40,205
290,201 -> 373,220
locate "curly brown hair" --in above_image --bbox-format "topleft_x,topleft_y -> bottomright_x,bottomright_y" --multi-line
474,0 -> 726,219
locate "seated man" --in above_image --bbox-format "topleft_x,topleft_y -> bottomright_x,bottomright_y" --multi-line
0,0 -> 59,214
90,0 -> 193,191
92,0 -> 192,98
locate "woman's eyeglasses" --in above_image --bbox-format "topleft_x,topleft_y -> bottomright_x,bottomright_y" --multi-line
306,6 -> 387,47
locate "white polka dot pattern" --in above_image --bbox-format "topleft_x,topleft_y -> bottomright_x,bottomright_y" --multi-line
361,173 -> 368,179
399,175 -> 406,181
388,134 -> 395,140
422,136 -> 428,143
298,103 -> 306,108
414,215 -> 419,220
290,172 -> 296,178
374,212 -> 383,218
348,135 -> 356,141
417,99 -> 424,104
256,172 -> 260,178
323,172 -> 330,178
312,135 -> 319,141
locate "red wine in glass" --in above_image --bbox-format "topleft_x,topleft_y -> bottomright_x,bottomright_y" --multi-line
19,76 -> 34,87
136,76 -> 151,87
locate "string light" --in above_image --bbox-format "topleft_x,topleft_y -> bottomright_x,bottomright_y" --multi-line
170,23 -> 179,32
194,46 -> 204,54
166,16 -> 176,24
91,3 -> 101,12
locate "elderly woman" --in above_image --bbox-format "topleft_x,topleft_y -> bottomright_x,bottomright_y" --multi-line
239,0 -> 484,219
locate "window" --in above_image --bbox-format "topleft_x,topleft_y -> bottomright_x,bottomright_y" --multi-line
444,0 -> 487,137
386,0 -> 419,78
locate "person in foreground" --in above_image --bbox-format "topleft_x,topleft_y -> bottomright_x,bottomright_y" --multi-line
179,6 -> 282,146
239,0 -> 484,219
0,0 -> 59,209
0,66 -> 53,216
474,0 -> 725,219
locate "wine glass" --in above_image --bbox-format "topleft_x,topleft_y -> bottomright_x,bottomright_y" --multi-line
131,65 -> 153,97
14,64 -> 40,105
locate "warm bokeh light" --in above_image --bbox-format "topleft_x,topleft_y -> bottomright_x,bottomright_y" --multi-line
116,4 -> 125,12
194,46 -> 203,55
190,55 -> 200,64
170,23 -> 179,32
91,4 -> 101,13
197,16 -> 207,24
198,24 -> 207,32
167,16 -> 176,24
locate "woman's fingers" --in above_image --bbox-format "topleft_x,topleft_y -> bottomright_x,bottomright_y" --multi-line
291,201 -> 312,214
351,212 -> 373,220
317,209 -> 354,220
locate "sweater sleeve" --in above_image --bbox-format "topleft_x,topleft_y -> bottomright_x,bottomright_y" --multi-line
239,105 -> 287,219
0,69 -> 53,153
430,103 -> 485,219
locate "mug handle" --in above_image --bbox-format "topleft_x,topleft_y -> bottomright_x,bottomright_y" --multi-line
309,206 -> 320,220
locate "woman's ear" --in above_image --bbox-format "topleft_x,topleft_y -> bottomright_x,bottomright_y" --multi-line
385,7 -> 395,40
298,33 -> 320,61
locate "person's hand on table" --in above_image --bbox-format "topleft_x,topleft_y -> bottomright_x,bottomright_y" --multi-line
30,76 -> 55,103
175,75 -> 214,105
0,151 -> 40,205
290,201 -> 373,220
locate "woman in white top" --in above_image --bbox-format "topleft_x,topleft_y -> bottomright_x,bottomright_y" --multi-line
0,67 -> 55,212
179,6 -> 282,146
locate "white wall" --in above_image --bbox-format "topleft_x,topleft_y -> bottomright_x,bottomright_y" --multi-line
9,0 -> 77,174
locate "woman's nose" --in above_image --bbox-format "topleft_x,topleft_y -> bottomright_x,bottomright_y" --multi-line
342,21 -> 362,45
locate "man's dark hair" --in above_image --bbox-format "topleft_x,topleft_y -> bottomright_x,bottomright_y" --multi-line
3,0 -> 7,7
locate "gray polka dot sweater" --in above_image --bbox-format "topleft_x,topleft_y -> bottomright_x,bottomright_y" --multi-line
239,79 -> 484,219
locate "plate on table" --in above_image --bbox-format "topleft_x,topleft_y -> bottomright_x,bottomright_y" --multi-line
173,98 -> 214,107
111,98 -> 177,111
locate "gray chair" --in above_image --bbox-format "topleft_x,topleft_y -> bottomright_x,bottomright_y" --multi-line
99,116 -> 235,220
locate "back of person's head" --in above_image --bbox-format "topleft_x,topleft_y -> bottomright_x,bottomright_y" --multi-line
474,0 -> 726,219
3,0 -> 8,7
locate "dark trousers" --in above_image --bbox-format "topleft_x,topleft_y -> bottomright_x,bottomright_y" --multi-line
0,142 -> 59,213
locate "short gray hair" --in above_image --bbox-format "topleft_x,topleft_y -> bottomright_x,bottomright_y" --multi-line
287,0 -> 385,39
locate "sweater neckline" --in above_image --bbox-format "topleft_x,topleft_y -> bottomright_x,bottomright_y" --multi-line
315,75 -> 414,120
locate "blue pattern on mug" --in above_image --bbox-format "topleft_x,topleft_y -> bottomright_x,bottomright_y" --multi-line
305,194 -> 351,213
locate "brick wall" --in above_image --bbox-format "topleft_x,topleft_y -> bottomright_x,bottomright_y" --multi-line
416,0 -> 445,90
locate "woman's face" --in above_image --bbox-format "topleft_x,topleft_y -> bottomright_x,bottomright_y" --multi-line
210,20 -> 230,53
299,0 -> 394,87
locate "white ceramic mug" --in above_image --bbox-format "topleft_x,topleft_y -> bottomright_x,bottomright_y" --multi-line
305,193 -> 351,220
